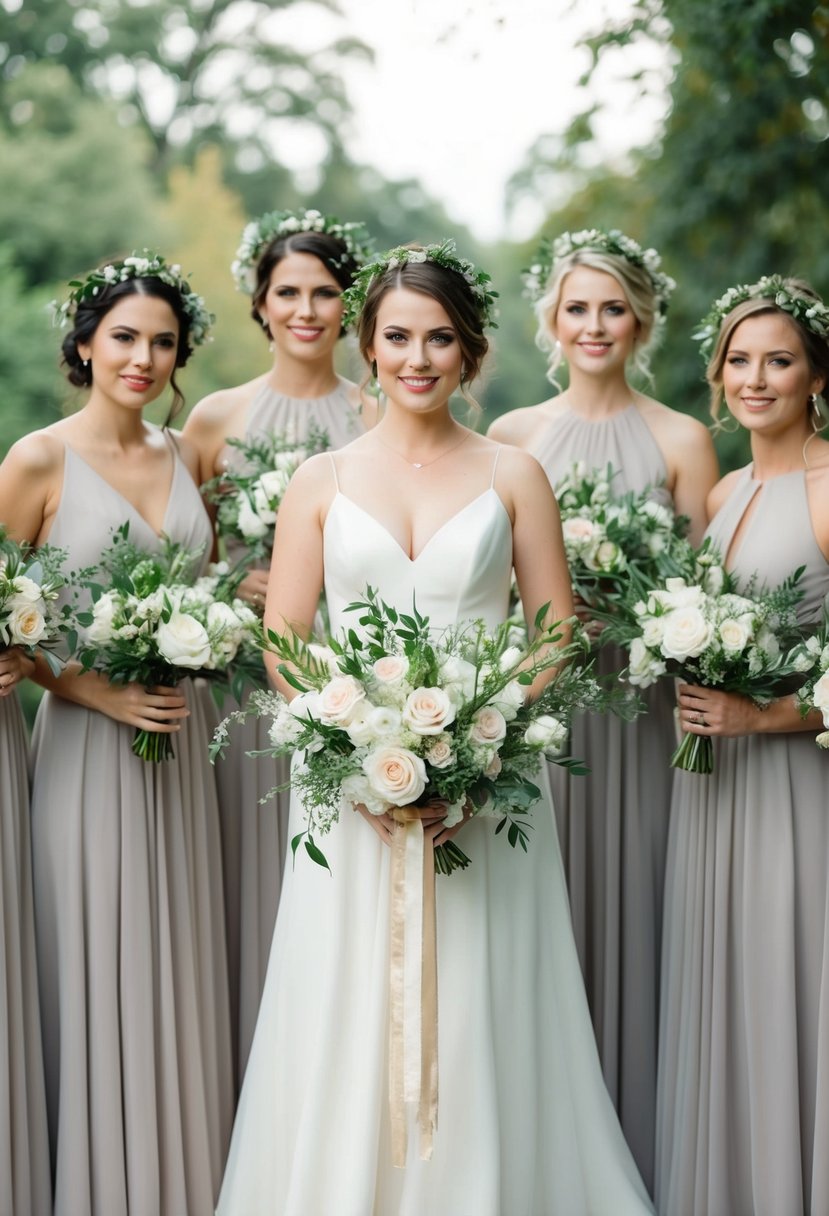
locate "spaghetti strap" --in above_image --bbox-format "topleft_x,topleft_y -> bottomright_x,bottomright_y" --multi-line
328,452 -> 340,491
490,445 -> 501,489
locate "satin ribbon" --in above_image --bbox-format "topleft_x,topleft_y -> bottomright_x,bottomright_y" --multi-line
388,805 -> 438,1167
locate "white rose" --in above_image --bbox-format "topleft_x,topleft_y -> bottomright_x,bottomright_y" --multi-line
402,686 -> 456,735
253,469 -> 291,522
425,734 -> 454,768
469,705 -> 507,745
701,564 -> 725,596
362,745 -> 427,806
86,591 -> 119,643
661,579 -> 706,609
660,606 -> 713,661
318,675 -> 366,725
628,637 -> 665,687
641,616 -> 665,648
10,575 -> 42,603
524,714 -> 568,754
813,671 -> 829,712
8,603 -> 47,646
372,654 -> 409,686
718,617 -> 752,654
816,730 -> 829,748
490,679 -> 525,722
288,690 -> 322,723
438,655 -> 478,703
561,517 -> 599,549
237,494 -> 268,539
156,612 -> 212,668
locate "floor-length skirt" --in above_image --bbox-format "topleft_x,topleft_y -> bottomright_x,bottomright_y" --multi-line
549,645 -> 676,1192
31,682 -> 233,1216
218,765 -> 653,1215
0,693 -> 51,1216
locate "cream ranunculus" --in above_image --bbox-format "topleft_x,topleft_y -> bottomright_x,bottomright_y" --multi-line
469,705 -> 507,745
659,606 -> 712,661
8,603 -> 46,646
362,745 -> 427,806
345,704 -> 375,747
523,714 -> 567,754
402,686 -> 456,735
366,705 -> 403,740
318,675 -> 366,725
156,612 -> 212,669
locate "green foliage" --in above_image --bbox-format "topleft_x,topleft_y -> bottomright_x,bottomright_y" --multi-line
0,245 -> 64,454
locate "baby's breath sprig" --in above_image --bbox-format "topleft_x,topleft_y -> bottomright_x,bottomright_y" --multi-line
50,251 -> 213,346
231,208 -> 374,294
341,240 -> 499,331
522,228 -> 676,316
693,274 -> 829,363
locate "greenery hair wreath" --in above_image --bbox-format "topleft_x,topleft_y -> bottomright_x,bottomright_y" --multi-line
51,251 -> 213,346
340,239 -> 499,332
693,274 -> 829,362
522,227 -> 676,316
231,208 -> 374,295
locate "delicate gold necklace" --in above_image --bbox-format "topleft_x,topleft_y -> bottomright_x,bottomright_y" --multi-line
374,429 -> 471,469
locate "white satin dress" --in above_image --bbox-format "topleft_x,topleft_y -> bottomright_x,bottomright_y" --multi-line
217,454 -> 653,1215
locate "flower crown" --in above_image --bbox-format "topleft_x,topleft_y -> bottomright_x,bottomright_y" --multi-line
340,239 -> 499,331
522,228 -> 676,315
231,208 -> 374,295
51,251 -> 213,346
693,274 -> 829,362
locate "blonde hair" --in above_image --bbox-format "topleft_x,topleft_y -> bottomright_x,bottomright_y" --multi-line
535,249 -> 662,385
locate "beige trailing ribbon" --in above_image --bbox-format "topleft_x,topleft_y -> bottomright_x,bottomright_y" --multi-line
388,805 -> 438,1167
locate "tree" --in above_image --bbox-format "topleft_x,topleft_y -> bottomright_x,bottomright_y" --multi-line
1,0 -> 371,172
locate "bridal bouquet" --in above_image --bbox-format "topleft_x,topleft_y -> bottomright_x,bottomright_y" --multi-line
75,526 -> 261,760
794,612 -> 829,748
203,425 -> 330,568
0,527 -> 68,673
614,560 -> 807,772
213,588 -> 628,874
555,462 -> 692,620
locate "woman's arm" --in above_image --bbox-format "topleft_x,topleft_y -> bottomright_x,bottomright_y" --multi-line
677,683 -> 824,737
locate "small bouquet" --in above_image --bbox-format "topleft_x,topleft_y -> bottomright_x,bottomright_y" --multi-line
203,425 -> 330,568
75,526 -> 261,761
555,462 -> 692,620
794,610 -> 829,748
0,527 -> 68,674
213,588 -> 631,874
613,556 -> 808,773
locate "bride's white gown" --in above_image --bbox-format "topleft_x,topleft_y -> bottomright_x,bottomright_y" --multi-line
218,461 -> 653,1215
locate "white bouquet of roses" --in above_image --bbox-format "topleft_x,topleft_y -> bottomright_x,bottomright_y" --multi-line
75,525 -> 261,761
203,424 -> 330,568
213,588 -> 632,874
555,461 -> 692,621
793,609 -> 829,748
612,553 -> 807,772
0,526 -> 68,674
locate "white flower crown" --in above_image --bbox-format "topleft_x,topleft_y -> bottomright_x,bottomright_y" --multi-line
340,239 -> 499,331
523,228 -> 676,316
231,208 -> 374,295
51,251 -> 213,346
693,274 -> 829,362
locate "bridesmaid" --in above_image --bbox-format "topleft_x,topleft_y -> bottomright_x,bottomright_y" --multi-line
183,208 -> 375,1091
489,228 -> 718,1192
0,636 -> 50,1215
656,276 -> 829,1215
0,254 -> 233,1215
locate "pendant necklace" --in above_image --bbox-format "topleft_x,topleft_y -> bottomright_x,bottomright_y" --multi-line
376,429 -> 472,469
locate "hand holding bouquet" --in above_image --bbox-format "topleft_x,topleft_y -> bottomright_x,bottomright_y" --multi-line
214,588 -> 631,873
203,425 -> 330,567
0,526 -> 68,674
554,462 -> 692,623
614,555 -> 808,772
75,525 -> 261,760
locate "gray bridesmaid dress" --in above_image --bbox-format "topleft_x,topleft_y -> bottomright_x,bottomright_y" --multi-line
0,693 -> 51,1215
211,378 -> 365,1091
30,437 -> 233,1216
656,466 -> 829,1216
532,403 -> 677,1192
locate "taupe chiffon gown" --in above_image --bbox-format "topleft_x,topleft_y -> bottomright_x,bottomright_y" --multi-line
532,403 -> 677,1192
30,439 -> 233,1216
0,693 -> 51,1215
210,378 -> 365,1091
656,466 -> 829,1216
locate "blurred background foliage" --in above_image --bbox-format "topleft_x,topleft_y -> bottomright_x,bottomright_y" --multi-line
1,0 -> 827,475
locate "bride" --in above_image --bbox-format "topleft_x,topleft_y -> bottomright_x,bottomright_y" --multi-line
217,242 -> 653,1214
